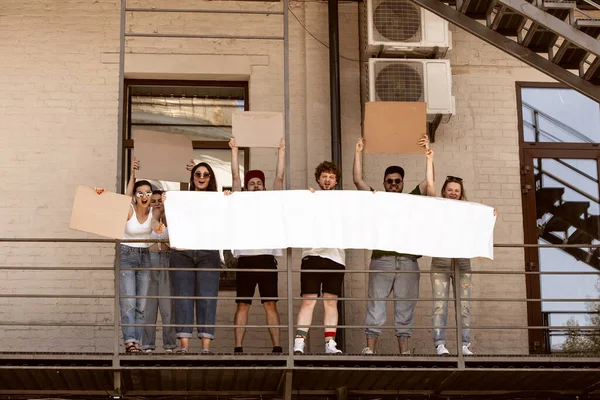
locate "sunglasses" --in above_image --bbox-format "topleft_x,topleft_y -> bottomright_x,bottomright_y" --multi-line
194,172 -> 211,179
446,175 -> 463,182
386,178 -> 403,185
135,191 -> 152,198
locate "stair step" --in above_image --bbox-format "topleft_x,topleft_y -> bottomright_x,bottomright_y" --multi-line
554,20 -> 600,69
583,57 -> 600,84
521,1 -> 576,52
545,215 -> 571,231
556,201 -> 590,218
490,6 -> 528,35
541,231 -> 600,269
567,228 -> 594,244
535,187 -> 565,217
461,0 -> 495,19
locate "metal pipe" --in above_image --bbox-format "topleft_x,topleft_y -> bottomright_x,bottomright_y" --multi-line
126,7 -> 284,15
453,259 -> 465,369
124,33 -> 285,40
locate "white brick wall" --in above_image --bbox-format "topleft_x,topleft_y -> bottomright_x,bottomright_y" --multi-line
0,0 -> 551,355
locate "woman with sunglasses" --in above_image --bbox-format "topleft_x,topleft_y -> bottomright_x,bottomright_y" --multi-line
431,176 -> 497,356
117,158 -> 153,353
159,161 -> 221,354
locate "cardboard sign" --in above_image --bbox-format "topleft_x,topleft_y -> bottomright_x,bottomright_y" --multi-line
133,129 -> 193,183
69,186 -> 132,239
232,111 -> 283,148
364,102 -> 426,154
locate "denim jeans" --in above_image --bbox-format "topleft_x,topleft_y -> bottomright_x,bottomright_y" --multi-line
364,255 -> 420,340
431,257 -> 471,346
119,245 -> 151,345
142,251 -> 177,350
170,250 -> 220,339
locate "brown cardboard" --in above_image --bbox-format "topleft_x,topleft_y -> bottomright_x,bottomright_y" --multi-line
133,129 -> 193,183
364,102 -> 427,154
232,111 -> 283,148
69,186 -> 132,239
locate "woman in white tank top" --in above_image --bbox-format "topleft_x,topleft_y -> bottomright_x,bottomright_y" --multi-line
119,159 -> 153,353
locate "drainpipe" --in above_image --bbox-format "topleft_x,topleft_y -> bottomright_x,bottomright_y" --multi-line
328,0 -> 346,351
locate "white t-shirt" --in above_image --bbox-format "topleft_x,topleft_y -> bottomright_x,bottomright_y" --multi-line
233,248 -> 283,258
302,248 -> 345,266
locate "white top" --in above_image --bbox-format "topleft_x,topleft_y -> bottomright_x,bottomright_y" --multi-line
233,248 -> 283,258
302,248 -> 345,266
150,225 -> 169,250
123,204 -> 153,248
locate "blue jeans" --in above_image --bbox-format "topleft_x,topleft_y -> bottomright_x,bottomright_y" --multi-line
431,257 -> 472,346
364,255 -> 420,340
170,250 -> 220,339
142,251 -> 177,350
119,245 -> 151,345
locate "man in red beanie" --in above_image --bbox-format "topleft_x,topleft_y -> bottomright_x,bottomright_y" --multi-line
228,137 -> 285,354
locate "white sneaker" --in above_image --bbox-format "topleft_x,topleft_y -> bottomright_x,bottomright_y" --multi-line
293,338 -> 305,354
436,344 -> 450,356
462,343 -> 473,356
361,347 -> 374,355
325,339 -> 342,354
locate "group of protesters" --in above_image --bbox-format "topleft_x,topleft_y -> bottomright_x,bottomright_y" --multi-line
108,134 -> 494,356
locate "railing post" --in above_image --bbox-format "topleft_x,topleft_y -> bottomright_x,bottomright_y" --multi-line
452,259 -> 465,370
286,248 -> 294,368
113,240 -> 121,394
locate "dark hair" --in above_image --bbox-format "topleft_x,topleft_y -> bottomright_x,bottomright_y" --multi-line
314,161 -> 342,183
133,180 -> 152,193
441,177 -> 467,201
384,166 -> 405,180
152,190 -> 164,196
189,162 -> 218,192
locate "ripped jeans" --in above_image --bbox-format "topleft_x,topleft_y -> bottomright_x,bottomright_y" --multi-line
431,258 -> 471,347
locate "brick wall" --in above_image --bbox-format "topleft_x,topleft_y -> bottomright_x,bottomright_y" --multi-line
0,0 -> 551,355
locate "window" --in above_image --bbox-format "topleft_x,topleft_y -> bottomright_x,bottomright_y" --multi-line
518,83 -> 600,354
122,80 -> 250,288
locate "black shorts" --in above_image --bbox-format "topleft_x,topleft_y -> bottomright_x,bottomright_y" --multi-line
300,256 -> 345,297
236,255 -> 278,304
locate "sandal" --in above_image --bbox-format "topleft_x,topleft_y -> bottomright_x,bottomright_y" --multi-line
175,347 -> 188,354
125,343 -> 141,354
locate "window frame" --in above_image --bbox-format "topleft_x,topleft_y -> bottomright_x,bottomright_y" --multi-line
121,79 -> 250,289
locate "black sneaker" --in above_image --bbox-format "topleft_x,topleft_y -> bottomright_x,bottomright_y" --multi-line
272,346 -> 283,353
234,347 -> 244,353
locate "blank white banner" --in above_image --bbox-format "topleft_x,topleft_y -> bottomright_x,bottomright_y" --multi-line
164,190 -> 496,259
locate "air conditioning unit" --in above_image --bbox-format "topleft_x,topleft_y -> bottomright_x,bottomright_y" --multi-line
368,58 -> 455,120
366,0 -> 450,57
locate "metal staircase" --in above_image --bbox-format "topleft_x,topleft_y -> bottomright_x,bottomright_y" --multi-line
407,0 -> 600,102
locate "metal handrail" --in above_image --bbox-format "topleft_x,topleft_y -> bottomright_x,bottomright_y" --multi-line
1,237 -> 599,361
535,165 -> 600,203
522,101 -> 596,143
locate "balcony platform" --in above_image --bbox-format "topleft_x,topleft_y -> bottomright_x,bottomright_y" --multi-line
0,352 -> 598,398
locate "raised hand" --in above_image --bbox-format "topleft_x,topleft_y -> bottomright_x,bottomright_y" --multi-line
94,187 -> 105,195
356,137 -> 365,153
278,137 -> 286,153
417,134 -> 430,151
186,158 -> 196,172
229,137 -> 238,149
131,157 -> 139,177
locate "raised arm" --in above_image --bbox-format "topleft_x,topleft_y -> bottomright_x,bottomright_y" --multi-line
273,137 -> 285,191
417,134 -> 436,196
229,137 -> 242,192
353,137 -> 371,191
125,157 -> 139,197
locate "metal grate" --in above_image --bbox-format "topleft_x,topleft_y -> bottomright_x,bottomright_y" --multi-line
372,0 -> 422,42
374,61 -> 425,102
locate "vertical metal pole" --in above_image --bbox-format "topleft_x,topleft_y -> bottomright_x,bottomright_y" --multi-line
328,0 -> 345,351
284,0 -> 294,369
533,110 -> 540,143
452,259 -> 465,370
117,0 -> 127,192
113,242 -> 122,393
114,1 -> 126,393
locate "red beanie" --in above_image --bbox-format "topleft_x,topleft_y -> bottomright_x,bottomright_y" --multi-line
244,170 -> 265,188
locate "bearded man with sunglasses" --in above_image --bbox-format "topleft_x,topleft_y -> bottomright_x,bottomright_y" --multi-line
353,134 -> 435,355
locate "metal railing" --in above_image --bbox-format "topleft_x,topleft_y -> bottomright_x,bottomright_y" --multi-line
1,238 -> 599,371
